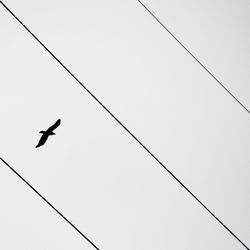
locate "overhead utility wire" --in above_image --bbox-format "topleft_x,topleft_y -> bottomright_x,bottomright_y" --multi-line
136,0 -> 250,115
0,1 -> 248,250
0,157 -> 100,250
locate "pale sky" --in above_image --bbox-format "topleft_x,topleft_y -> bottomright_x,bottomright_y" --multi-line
0,0 -> 249,249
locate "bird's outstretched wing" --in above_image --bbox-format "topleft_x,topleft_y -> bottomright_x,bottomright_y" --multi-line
47,119 -> 61,132
36,133 -> 49,148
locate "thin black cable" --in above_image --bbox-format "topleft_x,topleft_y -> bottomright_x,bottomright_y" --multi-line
0,1 -> 249,249
0,157 -> 100,250
136,0 -> 250,115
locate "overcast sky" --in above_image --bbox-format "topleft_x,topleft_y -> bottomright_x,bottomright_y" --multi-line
0,0 -> 250,249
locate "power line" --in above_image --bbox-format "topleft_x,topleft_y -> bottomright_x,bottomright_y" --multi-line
0,157 -> 100,250
136,0 -> 250,115
0,1 -> 249,249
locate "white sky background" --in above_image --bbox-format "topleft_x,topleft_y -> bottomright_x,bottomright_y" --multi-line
0,0 -> 249,249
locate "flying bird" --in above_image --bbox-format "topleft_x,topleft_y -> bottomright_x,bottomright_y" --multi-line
36,119 -> 61,148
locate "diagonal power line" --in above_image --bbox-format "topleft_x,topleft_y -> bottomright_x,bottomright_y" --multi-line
0,157 -> 100,250
0,1 -> 249,250
136,0 -> 250,115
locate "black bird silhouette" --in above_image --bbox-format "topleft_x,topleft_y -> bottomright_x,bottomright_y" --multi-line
36,119 -> 61,148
